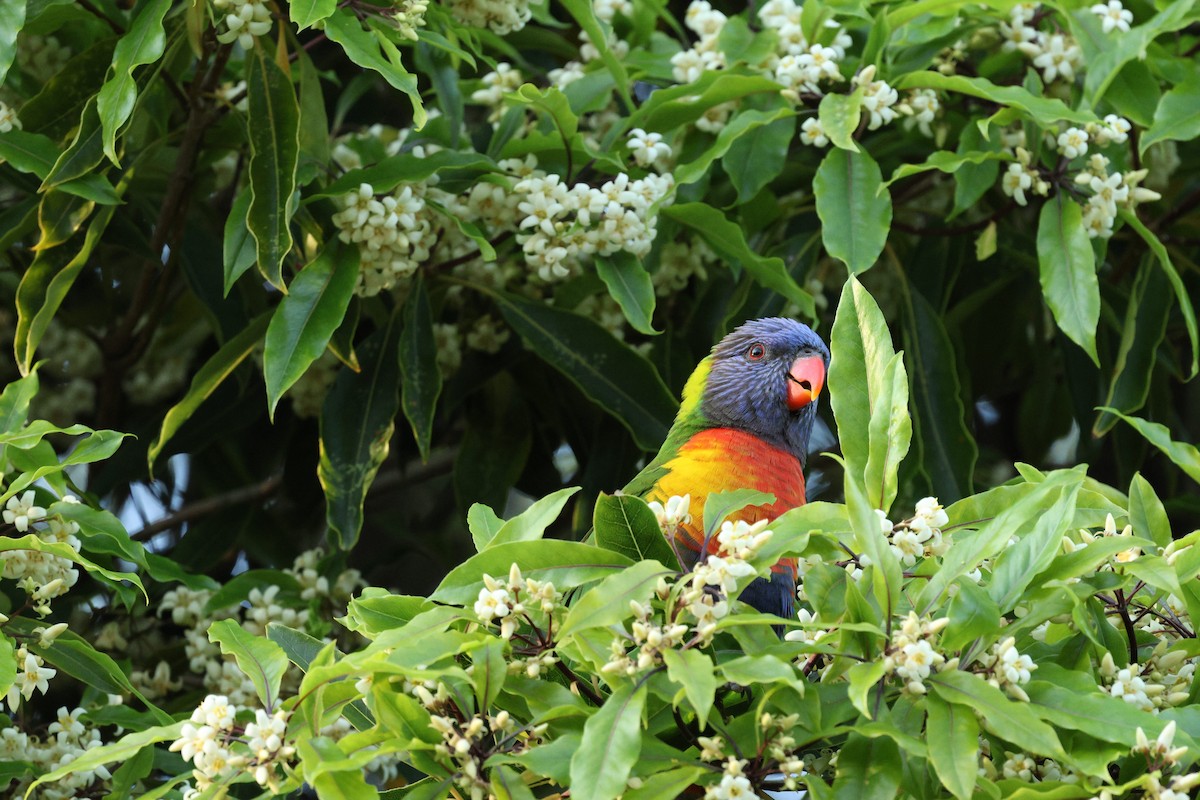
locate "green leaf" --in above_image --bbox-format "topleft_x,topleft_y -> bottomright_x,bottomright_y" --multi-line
702,489 -> 775,539
886,148 -> 1008,187
929,670 -> 1067,761
1119,209 -> 1198,378
559,559 -> 668,637
663,202 -> 814,317
14,205 -> 114,374
675,107 -> 794,187
490,486 -> 581,547
312,770 -> 379,800
632,72 -> 781,133
43,96 -> 107,188
718,654 -> 800,686
247,48 -> 301,292
623,768 -> 706,800
724,110 -> 795,203
264,243 -> 359,418
1037,194 -> 1099,365
1128,473 -> 1171,550
268,622 -> 332,671
1025,679 -> 1187,751
319,314 -> 402,549
0,129 -> 119,204
399,275 -> 442,461
483,287 -> 677,451
1140,78 -> 1200,153
468,503 -> 505,552
512,82 -> 579,140
845,463 -> 901,617
661,647 -> 716,725
926,692 -> 980,800
862,352 -> 910,513
0,631 -> 14,701
208,619 -> 289,710
290,0 -> 337,30
35,190 -> 94,251
0,371 -> 38,434
830,276 -> 898,503
814,148 -> 892,275
473,639 -> 507,711
25,722 -> 185,797
595,253 -> 658,336
431,541 -> 634,605
988,483 -> 1079,613
1084,1 -> 1197,104
148,313 -> 270,468
1105,410 -> 1200,485
95,0 -> 171,164
313,150 -> 495,200
558,0 -> 633,112
568,682 -> 647,800
223,186 -> 257,295
593,492 -> 680,569
846,659 -> 886,719
942,578 -> 1001,651
897,71 -> 1094,129
0,0 -> 25,86
323,9 -> 424,128
831,732 -> 902,800
818,89 -> 863,152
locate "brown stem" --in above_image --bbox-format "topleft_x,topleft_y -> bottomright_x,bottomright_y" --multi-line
554,660 -> 604,707
132,473 -> 282,541
430,231 -> 514,272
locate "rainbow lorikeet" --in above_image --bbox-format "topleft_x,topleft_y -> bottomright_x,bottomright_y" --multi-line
623,318 -> 829,621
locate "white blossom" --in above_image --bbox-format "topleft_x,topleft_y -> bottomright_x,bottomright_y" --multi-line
1091,0 -> 1132,33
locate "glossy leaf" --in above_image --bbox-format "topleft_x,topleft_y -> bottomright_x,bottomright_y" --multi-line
484,286 -> 677,451
814,148 -> 892,275
723,109 -> 795,202
664,202 -> 815,317
886,148 -> 1008,186
862,352 -> 911,512
264,243 -> 359,417
490,486 -> 581,547
926,692 -> 980,800
14,205 -> 114,375
818,89 -> 862,152
319,314 -> 402,549
209,618 -> 289,710
223,186 -> 257,295
0,129 -> 119,204
1128,473 -> 1170,550
1037,194 -> 1099,365
0,0 -> 24,86
595,253 -> 658,336
593,492 -> 680,569
558,0 -> 633,111
43,96 -> 106,188
929,670 -> 1067,762
1084,1 -> 1197,103
558,559 -> 667,637
468,503 -> 505,552
148,313 -> 270,468
661,647 -> 716,724
431,540 -> 633,605
35,189 -> 93,251
247,49 -> 300,292
399,275 -> 442,460
323,9 -> 425,128
988,483 -> 1079,613
675,107 -> 794,186
1140,78 -> 1200,153
290,0 -> 337,30
0,371 -> 37,434
1105,410 -> 1200,485
25,722 -> 184,798
897,71 -> 1094,128
568,682 -> 647,800
831,732 -> 902,800
95,0 -> 171,164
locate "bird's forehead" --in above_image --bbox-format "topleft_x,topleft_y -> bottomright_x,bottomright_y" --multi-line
715,318 -> 827,357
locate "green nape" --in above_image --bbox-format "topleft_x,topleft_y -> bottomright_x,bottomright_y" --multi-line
622,356 -> 712,499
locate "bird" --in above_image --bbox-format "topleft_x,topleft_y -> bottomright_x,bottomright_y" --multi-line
622,317 -> 829,622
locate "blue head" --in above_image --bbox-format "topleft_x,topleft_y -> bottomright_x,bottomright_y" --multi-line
700,318 -> 829,463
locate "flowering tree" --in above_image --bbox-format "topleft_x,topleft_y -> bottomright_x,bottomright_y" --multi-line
1,0 -> 1200,797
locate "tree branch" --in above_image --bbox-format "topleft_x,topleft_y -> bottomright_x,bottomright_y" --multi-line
132,473 -> 282,541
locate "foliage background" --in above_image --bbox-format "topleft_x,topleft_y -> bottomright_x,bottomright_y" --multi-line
1,0 -> 1200,796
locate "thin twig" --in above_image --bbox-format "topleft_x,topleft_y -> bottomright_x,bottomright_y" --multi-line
132,473 -> 282,541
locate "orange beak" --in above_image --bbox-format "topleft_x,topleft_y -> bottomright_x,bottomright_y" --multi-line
786,355 -> 825,411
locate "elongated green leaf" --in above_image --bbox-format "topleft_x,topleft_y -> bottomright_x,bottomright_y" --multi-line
862,352 -> 910,512
818,89 -> 862,152
831,732 -> 902,800
319,314 -> 402,549
43,97 -> 106,188
482,287 -> 677,451
897,71 -> 1094,128
431,540 -> 634,604
1128,473 -> 1170,550
149,313 -> 270,468
558,0 -> 633,112
95,0 -> 171,164
887,149 -> 1008,187
559,560 -> 668,637
1,430 -> 131,505
846,659 -> 886,718
14,205 -> 114,374
929,670 -> 1067,762
290,0 -> 337,30
830,277 -> 897,498
209,619 -> 289,710
513,83 -> 579,140
1140,78 -> 1200,153
845,463 -> 901,617
926,692 -> 980,800
0,371 -> 38,434
941,579 -> 1001,652
724,110 -> 795,203
702,489 -> 775,539
223,186 -> 257,296
814,148 -> 892,275
663,202 -> 814,317
1037,194 -> 1099,365
1084,0 -> 1198,104
323,9 -> 425,128
0,129 -> 119,204
593,493 -> 680,569
675,107 -> 794,186
0,535 -> 147,602
568,682 -> 646,800
265,244 -> 358,418
313,150 -> 495,200
35,190 -> 94,251
595,253 -> 657,336
0,632 -> 13,712
399,275 -> 442,461
632,73 -> 780,132
988,484 -> 1079,613
1119,210 -> 1198,378
0,0 -> 24,86
661,647 -> 716,724
491,487 -> 581,548
247,49 -> 300,291
1105,410 -> 1200,485
1026,679 -> 1188,750
25,721 -> 184,797
469,503 -> 505,552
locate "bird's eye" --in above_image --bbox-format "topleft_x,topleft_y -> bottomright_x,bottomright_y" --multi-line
747,343 -> 766,361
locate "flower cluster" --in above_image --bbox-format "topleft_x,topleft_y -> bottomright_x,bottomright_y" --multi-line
171,695 -> 296,792
883,612 -> 950,694
446,0 -> 531,36
427,709 -> 545,799
331,183 -> 436,297
1001,5 -> 1083,84
473,563 -> 563,676
2,499 -> 81,616
879,496 -> 950,567
978,636 -> 1037,701
0,706 -> 114,800
393,0 -> 429,41
1072,155 -> 1161,240
670,1 -> 729,84
0,100 -> 20,133
210,0 -> 272,51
